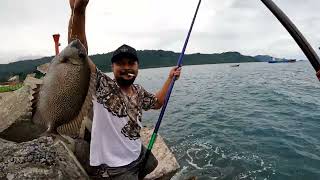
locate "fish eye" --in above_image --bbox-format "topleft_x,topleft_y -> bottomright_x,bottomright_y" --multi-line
79,52 -> 86,59
60,57 -> 68,63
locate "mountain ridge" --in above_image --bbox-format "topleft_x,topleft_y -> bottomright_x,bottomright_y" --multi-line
0,50 -> 291,82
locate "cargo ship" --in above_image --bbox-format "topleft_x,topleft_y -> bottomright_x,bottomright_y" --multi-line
268,57 -> 296,63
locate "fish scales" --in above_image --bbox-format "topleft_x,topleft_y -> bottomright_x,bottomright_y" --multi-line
32,39 -> 92,137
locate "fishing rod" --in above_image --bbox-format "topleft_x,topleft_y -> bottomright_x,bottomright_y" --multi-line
261,0 -> 320,80
140,0 -> 202,174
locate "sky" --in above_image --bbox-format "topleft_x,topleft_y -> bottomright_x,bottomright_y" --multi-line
0,0 -> 319,64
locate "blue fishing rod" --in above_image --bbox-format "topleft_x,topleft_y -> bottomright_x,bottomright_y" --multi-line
140,0 -> 202,174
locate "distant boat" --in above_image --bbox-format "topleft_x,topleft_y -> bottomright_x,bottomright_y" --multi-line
230,64 -> 240,67
268,57 -> 296,63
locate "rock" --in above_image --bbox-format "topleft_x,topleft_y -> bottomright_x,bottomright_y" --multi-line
141,128 -> 180,180
0,136 -> 88,179
23,76 -> 43,89
37,63 -> 50,74
73,138 -> 91,174
0,85 -> 32,133
0,76 -> 43,133
26,73 -> 36,78
7,75 -> 19,83
0,77 -> 45,142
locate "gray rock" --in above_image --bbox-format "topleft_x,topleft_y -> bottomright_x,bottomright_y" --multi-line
0,76 -> 43,134
0,77 -> 45,142
0,85 -> 32,133
37,63 -> 50,74
0,136 -> 88,179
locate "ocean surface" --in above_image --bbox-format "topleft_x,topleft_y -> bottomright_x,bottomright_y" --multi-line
134,61 -> 320,180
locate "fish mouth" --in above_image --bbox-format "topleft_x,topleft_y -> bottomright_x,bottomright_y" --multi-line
78,52 -> 86,59
70,39 -> 87,56
58,39 -> 88,65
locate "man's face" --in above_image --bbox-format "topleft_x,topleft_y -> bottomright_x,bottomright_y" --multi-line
112,57 -> 139,87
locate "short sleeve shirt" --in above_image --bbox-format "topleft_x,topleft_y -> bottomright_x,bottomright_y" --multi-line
90,68 -> 158,167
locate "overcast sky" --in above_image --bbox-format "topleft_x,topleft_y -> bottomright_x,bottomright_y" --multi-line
0,0 -> 319,64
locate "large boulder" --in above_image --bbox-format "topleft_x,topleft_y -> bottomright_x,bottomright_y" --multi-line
0,76 -> 43,134
0,77 -> 44,142
0,85 -> 32,133
0,136 -> 88,180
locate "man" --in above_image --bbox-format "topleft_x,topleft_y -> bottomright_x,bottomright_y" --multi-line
68,0 -> 181,179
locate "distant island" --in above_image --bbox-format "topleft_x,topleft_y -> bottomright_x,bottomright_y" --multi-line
0,50 -> 295,82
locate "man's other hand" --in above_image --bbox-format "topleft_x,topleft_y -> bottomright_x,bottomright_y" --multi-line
69,0 -> 89,13
169,66 -> 182,80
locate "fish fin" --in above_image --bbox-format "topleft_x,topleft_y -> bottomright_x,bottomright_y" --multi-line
57,68 -> 96,138
30,83 -> 48,130
30,83 -> 42,117
79,115 -> 93,139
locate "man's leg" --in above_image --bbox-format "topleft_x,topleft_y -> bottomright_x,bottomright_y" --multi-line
89,146 -> 157,180
89,165 -> 138,180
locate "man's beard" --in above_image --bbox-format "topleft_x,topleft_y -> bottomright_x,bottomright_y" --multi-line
115,76 -> 136,87
115,69 -> 137,87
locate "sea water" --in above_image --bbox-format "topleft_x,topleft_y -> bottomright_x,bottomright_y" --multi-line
135,61 -> 320,180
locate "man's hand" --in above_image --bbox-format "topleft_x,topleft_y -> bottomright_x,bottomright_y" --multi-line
169,66 -> 182,80
68,0 -> 89,51
69,0 -> 89,13
154,66 -> 182,109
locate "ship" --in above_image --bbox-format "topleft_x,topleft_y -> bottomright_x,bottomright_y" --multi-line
268,57 -> 296,63
230,64 -> 240,67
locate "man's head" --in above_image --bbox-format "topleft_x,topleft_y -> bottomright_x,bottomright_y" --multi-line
111,44 -> 139,87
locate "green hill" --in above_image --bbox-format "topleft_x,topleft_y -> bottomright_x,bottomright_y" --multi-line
0,50 -> 258,82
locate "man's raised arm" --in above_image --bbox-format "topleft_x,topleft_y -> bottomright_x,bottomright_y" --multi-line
68,0 -> 96,71
68,0 -> 89,52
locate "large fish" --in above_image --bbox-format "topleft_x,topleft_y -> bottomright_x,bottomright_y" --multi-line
31,39 -> 95,138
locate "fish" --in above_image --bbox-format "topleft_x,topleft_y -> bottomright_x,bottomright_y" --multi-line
31,39 -> 95,138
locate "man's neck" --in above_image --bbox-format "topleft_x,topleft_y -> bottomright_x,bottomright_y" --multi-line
120,85 -> 134,96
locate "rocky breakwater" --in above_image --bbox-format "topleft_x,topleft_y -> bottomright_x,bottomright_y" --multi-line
0,137 -> 88,179
0,76 -> 180,179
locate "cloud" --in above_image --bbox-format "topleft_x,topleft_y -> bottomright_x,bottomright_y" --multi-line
0,0 -> 319,64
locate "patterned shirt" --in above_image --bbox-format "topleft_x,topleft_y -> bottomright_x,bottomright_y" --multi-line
90,68 -> 158,167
